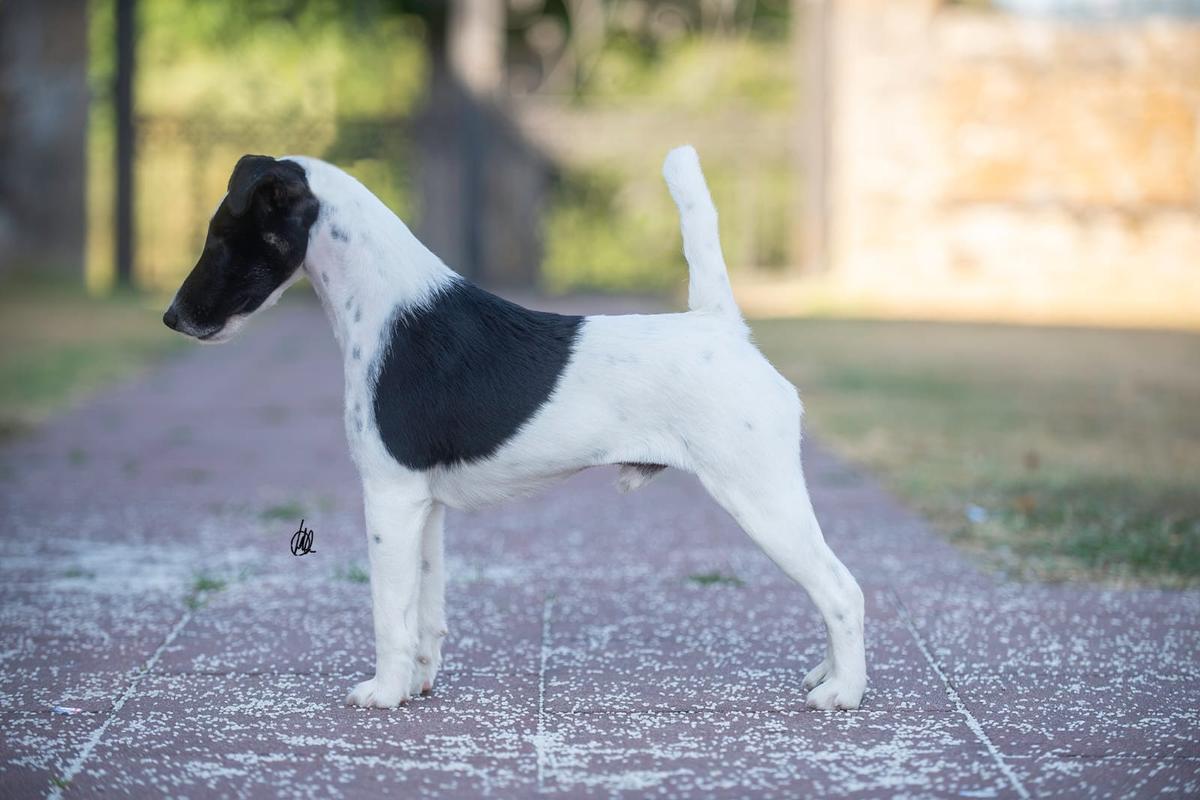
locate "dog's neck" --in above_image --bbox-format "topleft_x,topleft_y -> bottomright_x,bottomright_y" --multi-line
290,157 -> 456,357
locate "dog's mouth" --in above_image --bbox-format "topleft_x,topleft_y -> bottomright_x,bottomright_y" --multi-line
193,313 -> 251,344
163,313 -> 234,344
192,323 -> 232,344
166,296 -> 253,343
168,318 -> 224,341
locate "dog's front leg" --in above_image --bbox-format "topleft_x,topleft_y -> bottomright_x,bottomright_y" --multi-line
346,480 -> 431,708
411,502 -> 447,696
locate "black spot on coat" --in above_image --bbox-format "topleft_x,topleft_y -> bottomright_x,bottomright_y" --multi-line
372,281 -> 583,470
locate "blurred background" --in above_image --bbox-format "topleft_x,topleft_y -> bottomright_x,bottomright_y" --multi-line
0,0 -> 1197,586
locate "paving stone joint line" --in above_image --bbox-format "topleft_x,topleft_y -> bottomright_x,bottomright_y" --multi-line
891,589 -> 1032,800
535,595 -> 554,793
47,609 -> 196,798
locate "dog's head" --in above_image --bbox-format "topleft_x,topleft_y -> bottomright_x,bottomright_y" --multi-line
163,155 -> 319,343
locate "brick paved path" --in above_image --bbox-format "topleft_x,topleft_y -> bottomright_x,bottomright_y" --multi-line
1,298 -> 1197,798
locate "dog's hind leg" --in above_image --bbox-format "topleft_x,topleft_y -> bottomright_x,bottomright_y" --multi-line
347,479 -> 432,708
411,502 -> 447,696
699,461 -> 867,710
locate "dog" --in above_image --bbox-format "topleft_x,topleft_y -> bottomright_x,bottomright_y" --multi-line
163,146 -> 867,711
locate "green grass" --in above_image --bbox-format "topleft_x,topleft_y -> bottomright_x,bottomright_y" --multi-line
338,564 -> 370,584
688,571 -> 745,588
185,572 -> 228,609
191,574 -> 227,593
752,318 -> 1200,587
0,279 -> 184,437
261,502 -> 306,522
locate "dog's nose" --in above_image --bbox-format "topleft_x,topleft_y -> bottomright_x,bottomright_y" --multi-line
163,306 -> 180,331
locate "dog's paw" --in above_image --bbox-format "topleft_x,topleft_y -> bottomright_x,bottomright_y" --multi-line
805,676 -> 865,711
346,676 -> 410,709
802,658 -> 832,690
409,649 -> 440,697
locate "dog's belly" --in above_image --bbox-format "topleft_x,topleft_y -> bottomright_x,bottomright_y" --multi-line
427,460 -> 585,510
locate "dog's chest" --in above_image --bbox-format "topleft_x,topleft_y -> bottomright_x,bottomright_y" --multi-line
342,363 -> 373,455
341,321 -> 386,463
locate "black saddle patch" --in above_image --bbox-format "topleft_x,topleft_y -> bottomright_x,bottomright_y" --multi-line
372,281 -> 583,470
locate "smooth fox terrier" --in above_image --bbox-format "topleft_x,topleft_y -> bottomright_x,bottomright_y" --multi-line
164,147 -> 867,711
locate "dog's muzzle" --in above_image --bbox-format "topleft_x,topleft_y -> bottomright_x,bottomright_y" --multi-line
163,304 -> 225,340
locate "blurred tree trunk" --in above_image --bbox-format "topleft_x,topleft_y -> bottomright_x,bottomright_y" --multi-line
0,0 -> 88,279
411,0 -> 550,288
114,0 -> 136,288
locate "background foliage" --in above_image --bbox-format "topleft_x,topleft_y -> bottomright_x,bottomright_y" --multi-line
86,0 -> 796,293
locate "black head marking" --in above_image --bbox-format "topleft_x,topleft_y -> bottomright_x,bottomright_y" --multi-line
226,155 -> 307,217
330,225 -> 350,243
164,155 -> 318,340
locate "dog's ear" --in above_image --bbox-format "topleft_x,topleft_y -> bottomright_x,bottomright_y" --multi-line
226,155 -> 306,217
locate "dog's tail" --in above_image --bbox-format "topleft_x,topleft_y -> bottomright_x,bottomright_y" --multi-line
663,145 -> 743,326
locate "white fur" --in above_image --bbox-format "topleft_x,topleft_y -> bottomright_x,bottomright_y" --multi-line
662,146 -> 744,328
281,147 -> 867,710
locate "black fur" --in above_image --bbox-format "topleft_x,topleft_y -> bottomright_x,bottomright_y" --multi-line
621,462 -> 667,479
165,155 -> 319,338
372,281 -> 583,470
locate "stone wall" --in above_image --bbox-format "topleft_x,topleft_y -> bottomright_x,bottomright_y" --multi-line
824,1 -> 1200,327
